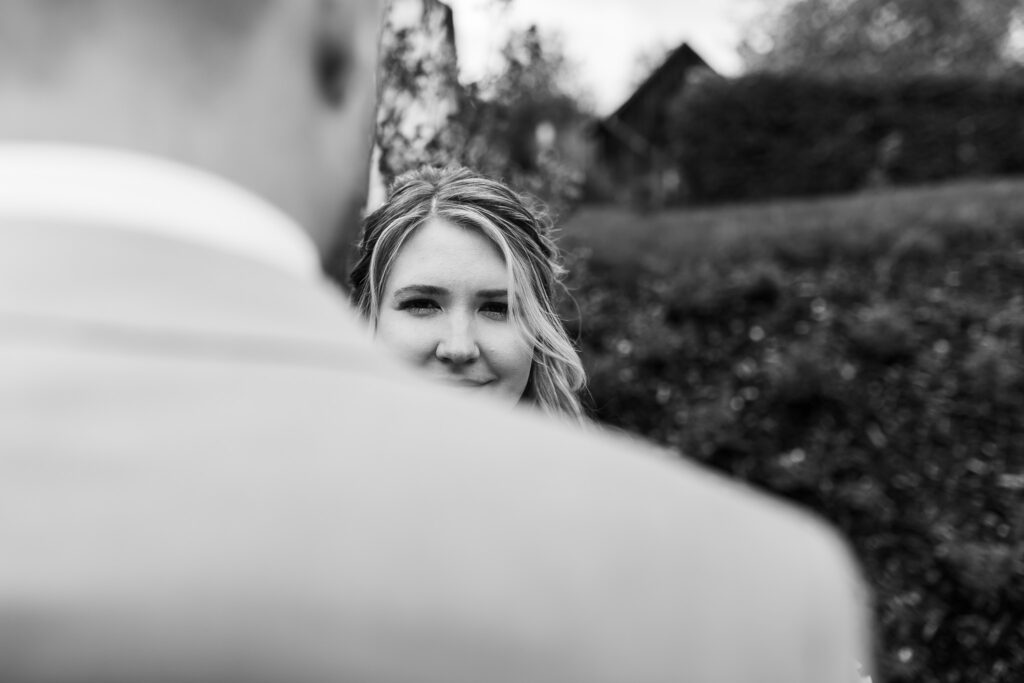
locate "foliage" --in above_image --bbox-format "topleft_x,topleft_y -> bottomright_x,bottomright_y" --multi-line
374,2 -> 461,182
449,26 -> 589,217
668,71 -> 1024,203
560,180 -> 1024,683
742,0 -> 1024,77
375,12 -> 589,218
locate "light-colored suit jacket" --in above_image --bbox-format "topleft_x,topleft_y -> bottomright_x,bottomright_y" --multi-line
0,219 -> 869,682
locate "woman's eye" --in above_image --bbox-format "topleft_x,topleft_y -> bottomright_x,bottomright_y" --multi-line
397,299 -> 440,315
480,302 -> 509,320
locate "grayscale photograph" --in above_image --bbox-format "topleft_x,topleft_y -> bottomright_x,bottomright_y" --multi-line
3,1 -> 1022,682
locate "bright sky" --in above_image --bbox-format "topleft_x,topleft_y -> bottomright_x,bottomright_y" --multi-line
444,0 -> 763,114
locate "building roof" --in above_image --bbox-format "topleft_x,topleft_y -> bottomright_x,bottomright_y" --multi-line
604,42 -> 713,127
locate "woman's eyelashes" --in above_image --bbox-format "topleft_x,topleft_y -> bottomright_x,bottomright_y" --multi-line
395,298 -> 440,315
480,301 -> 509,320
393,297 -> 509,320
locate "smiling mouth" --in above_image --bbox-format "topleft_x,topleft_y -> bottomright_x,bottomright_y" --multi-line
441,377 -> 493,388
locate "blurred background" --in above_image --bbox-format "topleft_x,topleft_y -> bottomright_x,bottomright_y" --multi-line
357,1 -> 1024,681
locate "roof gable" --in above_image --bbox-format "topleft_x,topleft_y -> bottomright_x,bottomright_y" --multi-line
606,42 -> 713,125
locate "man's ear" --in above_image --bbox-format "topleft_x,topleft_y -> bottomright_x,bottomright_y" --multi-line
313,0 -> 354,107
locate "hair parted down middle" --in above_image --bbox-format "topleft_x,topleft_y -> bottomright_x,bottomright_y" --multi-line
350,165 -> 586,421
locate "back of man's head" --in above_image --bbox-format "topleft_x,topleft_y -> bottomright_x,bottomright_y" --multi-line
0,0 -> 270,74
0,0 -> 383,255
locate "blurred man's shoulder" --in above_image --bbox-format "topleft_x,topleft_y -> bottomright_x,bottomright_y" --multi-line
350,371 -> 856,552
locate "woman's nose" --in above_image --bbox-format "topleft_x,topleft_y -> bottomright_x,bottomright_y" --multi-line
435,317 -> 480,364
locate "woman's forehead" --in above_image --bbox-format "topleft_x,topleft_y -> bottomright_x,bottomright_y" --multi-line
386,217 -> 509,288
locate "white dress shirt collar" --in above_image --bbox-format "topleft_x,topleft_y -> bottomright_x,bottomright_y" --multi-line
0,143 -> 322,280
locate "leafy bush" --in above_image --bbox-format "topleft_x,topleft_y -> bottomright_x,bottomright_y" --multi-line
669,72 -> 1024,203
564,187 -> 1024,683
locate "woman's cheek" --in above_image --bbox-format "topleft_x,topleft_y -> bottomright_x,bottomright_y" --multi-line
498,331 -> 535,383
378,316 -> 426,363
401,319 -> 440,364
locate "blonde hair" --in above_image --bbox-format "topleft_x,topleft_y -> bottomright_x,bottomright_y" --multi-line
350,166 -> 586,421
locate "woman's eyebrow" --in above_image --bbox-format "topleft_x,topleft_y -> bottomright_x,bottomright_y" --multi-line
392,285 -> 448,297
476,289 -> 508,299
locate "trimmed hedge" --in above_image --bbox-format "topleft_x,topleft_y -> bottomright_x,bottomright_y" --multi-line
565,195 -> 1024,683
671,73 -> 1024,203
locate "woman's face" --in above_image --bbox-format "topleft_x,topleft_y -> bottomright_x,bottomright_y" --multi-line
376,217 -> 534,405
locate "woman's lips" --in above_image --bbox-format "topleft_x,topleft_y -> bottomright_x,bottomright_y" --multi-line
440,377 -> 493,387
